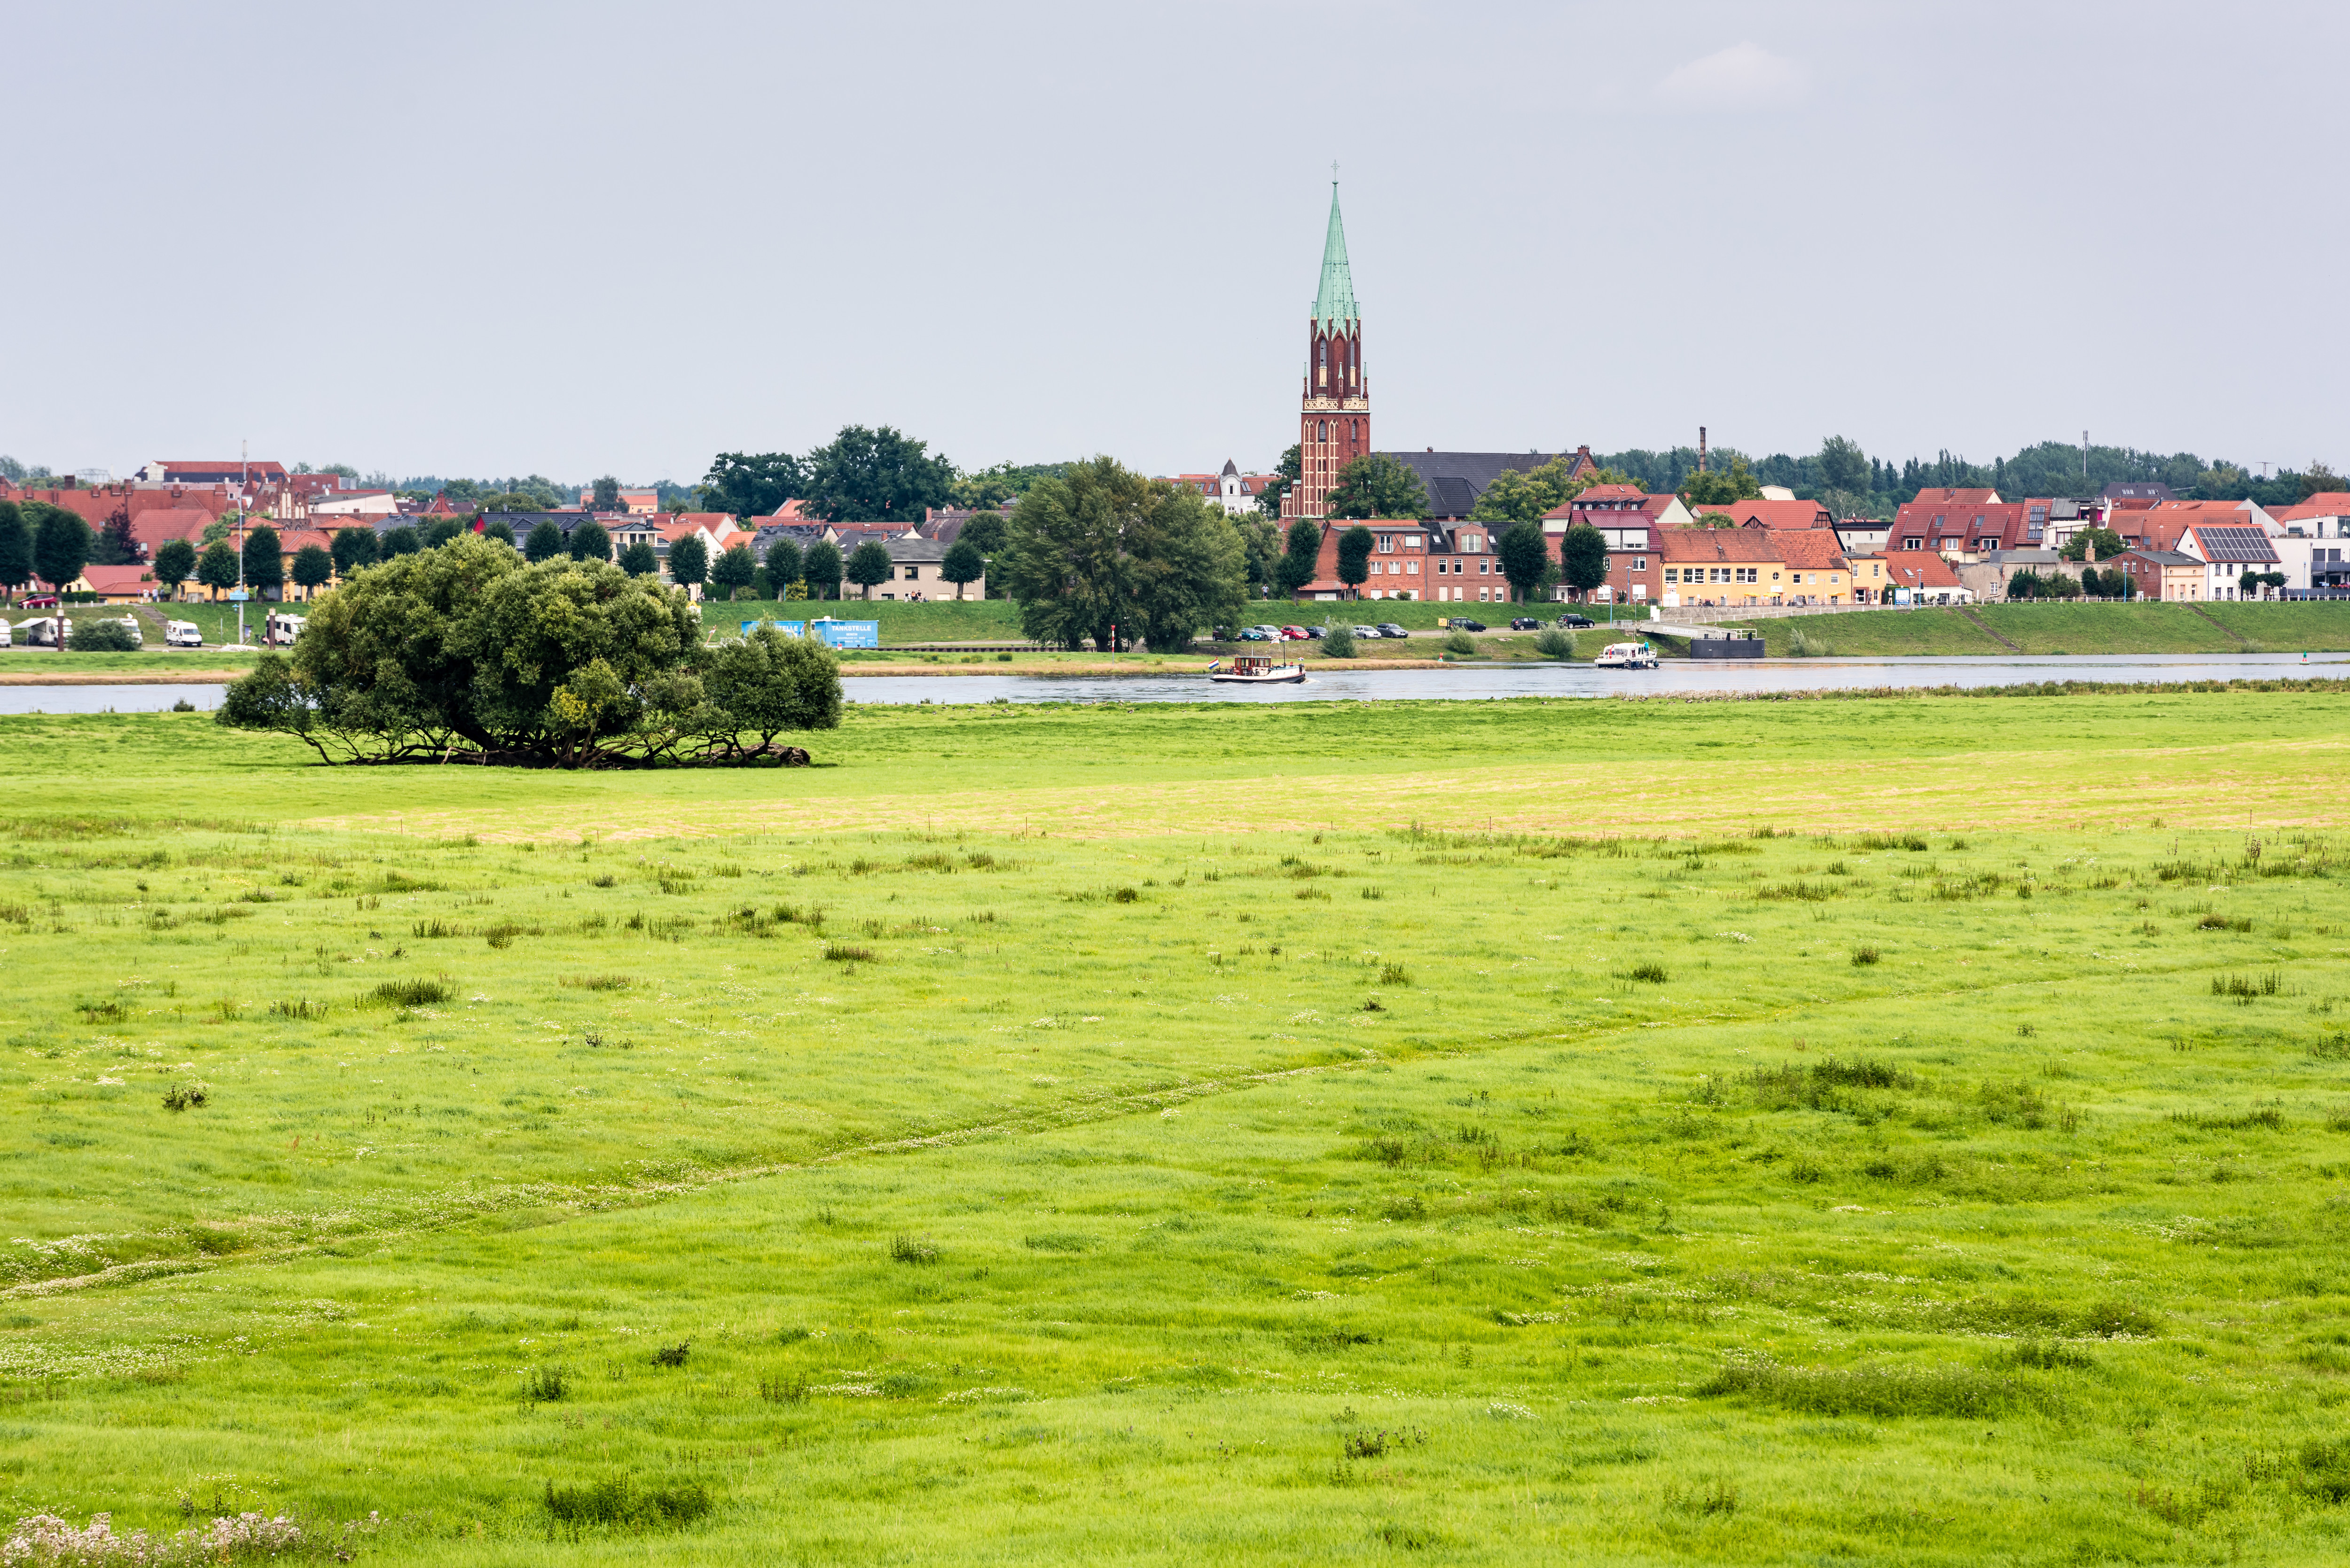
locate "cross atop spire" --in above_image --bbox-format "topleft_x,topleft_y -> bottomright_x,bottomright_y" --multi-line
1313,181 -> 1357,328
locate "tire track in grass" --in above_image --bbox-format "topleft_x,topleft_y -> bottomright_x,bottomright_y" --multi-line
3,950 -> 2232,1302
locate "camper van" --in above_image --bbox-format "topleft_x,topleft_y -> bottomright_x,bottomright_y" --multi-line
164,621 -> 203,649
14,617 -> 61,648
264,611 -> 306,647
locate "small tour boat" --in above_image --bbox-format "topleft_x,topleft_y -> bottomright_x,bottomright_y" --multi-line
1592,641 -> 1658,670
1207,655 -> 1307,684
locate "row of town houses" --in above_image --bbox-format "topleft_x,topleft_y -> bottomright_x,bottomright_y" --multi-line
0,463 -> 1003,604
1256,463 -> 2348,608
9,458 -> 2345,611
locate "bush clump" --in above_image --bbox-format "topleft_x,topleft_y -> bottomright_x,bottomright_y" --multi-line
67,618 -> 139,652
543,1475 -> 713,1533
1322,625 -> 1358,658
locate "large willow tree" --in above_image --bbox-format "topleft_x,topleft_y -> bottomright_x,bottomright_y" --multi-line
218,536 -> 839,766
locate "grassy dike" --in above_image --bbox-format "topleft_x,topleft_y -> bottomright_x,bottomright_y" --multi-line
2,688 -> 2350,1562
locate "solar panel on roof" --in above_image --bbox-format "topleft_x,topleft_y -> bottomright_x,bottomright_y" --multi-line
2198,527 -> 2276,563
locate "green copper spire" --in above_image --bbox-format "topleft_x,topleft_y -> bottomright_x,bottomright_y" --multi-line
1313,182 -> 1358,327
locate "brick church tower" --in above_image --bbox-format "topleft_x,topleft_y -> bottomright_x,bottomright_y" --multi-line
1281,183 -> 1367,523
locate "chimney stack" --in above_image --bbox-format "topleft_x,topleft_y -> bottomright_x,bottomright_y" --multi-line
1699,427 -> 1708,475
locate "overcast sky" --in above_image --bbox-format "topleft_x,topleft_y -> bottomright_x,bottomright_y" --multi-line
7,0 -> 2343,486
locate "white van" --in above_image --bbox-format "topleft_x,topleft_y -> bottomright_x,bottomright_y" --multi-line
264,611 -> 306,647
0,620 -> 10,647
112,616 -> 144,647
164,620 -> 203,648
15,617 -> 61,648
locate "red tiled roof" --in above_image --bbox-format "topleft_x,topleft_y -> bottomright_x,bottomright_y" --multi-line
1908,488 -> 2001,507
1876,549 -> 1962,589
1655,529 -> 1781,564
128,507 -> 216,552
81,565 -> 157,593
1772,531 -> 1852,571
1889,499 -> 2028,551
1694,498 -> 1835,530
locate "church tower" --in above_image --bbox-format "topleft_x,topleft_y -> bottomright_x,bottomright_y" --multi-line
1281,183 -> 1367,522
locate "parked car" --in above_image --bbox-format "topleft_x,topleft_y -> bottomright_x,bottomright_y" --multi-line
1238,627 -> 1275,641
1510,616 -> 1543,631
1304,625 -> 1332,639
164,620 -> 203,648
1449,618 -> 1487,632
1350,624 -> 1381,639
1375,623 -> 1408,638
1557,614 -> 1594,628
1278,625 -> 1310,640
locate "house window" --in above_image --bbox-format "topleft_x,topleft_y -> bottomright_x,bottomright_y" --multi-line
1903,537 -> 1923,549
1631,557 -> 1646,572
1479,561 -> 1490,575
1379,535 -> 1393,552
903,566 -> 919,580
1406,560 -> 1418,574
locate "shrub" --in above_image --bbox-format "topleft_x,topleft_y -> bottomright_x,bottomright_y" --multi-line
1111,886 -> 1140,904
1534,627 -> 1573,658
1442,631 -> 1476,655
543,1475 -> 712,1531
1786,628 -> 1831,657
1851,945 -> 1881,966
1697,1354 -> 2057,1418
369,978 -> 451,1007
161,1083 -> 209,1112
2198,913 -> 2254,932
822,943 -> 874,963
524,1365 -> 569,1402
1323,625 -> 1358,658
1378,963 -> 1410,986
1626,961 -> 1668,984
650,1340 -> 690,1368
67,618 -> 139,652
890,1234 -> 940,1265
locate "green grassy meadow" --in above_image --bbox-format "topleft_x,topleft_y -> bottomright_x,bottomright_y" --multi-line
5,691 -> 2350,1563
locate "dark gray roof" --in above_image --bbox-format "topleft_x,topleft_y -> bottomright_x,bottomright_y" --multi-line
468,510 -> 599,535
2123,548 -> 2198,566
2101,481 -> 2177,501
885,537 -> 949,563
1376,452 -> 1560,519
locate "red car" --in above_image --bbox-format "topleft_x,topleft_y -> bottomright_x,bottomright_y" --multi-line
1278,625 -> 1310,640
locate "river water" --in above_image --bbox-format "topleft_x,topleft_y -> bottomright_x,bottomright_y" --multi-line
0,654 -> 2342,715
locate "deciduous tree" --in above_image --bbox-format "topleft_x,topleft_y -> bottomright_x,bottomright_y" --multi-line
291,545 -> 335,595
1256,445 -> 1300,520
941,539 -> 986,599
618,541 -> 660,577
1335,525 -> 1374,597
701,452 -> 808,520
2058,526 -> 2127,562
197,541 -> 241,595
242,525 -> 284,593
710,543 -> 758,597
846,540 -> 895,599
0,501 -> 32,600
802,539 -> 843,600
1276,518 -> 1323,597
590,476 -> 624,513
32,507 -> 90,593
1558,522 -> 1609,601
804,426 -> 954,523
153,537 -> 197,599
1679,456 -> 1762,505
763,537 -> 803,591
1325,454 -> 1429,520
524,520 -> 564,562
567,520 -> 612,563
668,536 -> 709,593
1496,521 -> 1551,603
